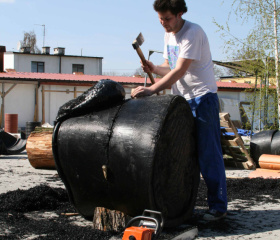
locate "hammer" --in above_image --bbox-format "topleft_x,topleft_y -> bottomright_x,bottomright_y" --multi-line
132,33 -> 156,85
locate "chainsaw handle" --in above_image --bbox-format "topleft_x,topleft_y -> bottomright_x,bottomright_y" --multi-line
142,210 -> 164,239
142,210 -> 164,226
125,216 -> 159,230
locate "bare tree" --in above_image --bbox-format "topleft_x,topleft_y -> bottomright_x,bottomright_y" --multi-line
133,67 -> 145,77
20,31 -> 41,54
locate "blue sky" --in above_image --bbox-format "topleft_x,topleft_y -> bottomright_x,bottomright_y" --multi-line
0,0 -> 250,75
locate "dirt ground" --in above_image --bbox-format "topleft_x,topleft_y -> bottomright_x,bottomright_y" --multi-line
1,151 -> 280,240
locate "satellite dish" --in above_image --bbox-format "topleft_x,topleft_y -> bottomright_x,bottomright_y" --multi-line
17,41 -> 21,51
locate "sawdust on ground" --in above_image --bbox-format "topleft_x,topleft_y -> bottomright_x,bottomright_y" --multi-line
1,151 -> 280,240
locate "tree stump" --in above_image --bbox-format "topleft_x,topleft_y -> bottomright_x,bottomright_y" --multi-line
26,127 -> 55,169
93,207 -> 131,232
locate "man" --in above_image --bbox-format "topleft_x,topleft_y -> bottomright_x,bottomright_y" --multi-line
131,0 -> 227,221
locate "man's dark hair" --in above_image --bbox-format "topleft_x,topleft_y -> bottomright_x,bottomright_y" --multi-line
153,0 -> 188,15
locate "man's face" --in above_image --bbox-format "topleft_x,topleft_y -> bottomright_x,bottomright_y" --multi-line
157,10 -> 183,33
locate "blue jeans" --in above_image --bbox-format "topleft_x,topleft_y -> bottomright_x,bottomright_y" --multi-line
187,92 -> 227,213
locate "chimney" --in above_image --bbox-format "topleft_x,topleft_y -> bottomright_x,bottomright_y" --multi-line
54,47 -> 65,55
20,46 -> 31,53
42,46 -> 50,55
0,46 -> 6,72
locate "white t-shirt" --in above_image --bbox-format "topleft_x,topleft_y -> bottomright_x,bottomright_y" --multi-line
163,20 -> 217,100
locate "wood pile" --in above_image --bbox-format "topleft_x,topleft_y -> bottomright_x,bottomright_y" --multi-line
220,113 -> 255,170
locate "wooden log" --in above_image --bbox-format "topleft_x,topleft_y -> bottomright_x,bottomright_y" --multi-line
92,207 -> 131,232
259,154 -> 280,170
26,129 -> 55,169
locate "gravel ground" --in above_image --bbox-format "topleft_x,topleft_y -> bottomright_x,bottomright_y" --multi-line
0,151 -> 280,239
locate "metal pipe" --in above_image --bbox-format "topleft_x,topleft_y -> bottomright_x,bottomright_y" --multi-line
59,56 -> 62,73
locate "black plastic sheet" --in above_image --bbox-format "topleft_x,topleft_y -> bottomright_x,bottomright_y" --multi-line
55,79 -> 125,122
0,130 -> 26,155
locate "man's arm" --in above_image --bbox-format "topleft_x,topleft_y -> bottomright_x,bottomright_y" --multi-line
142,59 -> 170,77
131,57 -> 192,98
153,59 -> 171,77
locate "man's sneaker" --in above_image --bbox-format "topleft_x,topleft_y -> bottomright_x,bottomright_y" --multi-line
203,209 -> 227,221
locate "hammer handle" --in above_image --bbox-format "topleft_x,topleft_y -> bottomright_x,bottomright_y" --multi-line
135,47 -> 155,85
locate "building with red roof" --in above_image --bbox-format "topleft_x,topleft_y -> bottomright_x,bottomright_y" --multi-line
0,46 -> 274,130
0,70 -> 258,129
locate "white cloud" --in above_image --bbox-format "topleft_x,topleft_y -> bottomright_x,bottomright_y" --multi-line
0,0 -> 15,3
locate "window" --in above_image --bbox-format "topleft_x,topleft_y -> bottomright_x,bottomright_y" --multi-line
31,61 -> 45,73
72,64 -> 84,74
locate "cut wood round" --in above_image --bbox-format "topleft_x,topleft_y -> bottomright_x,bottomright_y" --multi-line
26,129 -> 55,169
259,154 -> 280,170
92,207 -> 131,232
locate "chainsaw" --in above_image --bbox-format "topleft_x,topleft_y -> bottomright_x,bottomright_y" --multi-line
122,210 -> 164,240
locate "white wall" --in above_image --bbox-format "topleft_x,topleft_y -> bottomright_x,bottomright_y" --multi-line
1,84 -> 270,131
39,85 -> 91,124
218,92 -> 244,121
3,53 -> 15,70
3,83 -> 36,127
0,83 -> 92,128
4,53 -> 102,75
61,56 -> 102,75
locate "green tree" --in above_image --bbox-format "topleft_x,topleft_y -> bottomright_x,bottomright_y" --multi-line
215,0 -> 280,129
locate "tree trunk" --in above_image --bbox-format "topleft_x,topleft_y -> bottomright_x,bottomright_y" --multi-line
92,207 -> 131,232
273,0 -> 280,129
26,129 -> 55,169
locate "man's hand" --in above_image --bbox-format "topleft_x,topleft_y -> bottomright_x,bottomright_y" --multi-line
141,60 -> 155,74
131,86 -> 154,98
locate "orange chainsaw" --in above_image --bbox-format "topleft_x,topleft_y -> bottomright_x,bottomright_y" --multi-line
122,210 -> 164,240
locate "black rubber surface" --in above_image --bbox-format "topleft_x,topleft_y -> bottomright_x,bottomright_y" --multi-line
0,130 -> 26,155
271,130 -> 280,155
53,81 -> 199,227
6,139 -> 27,155
250,130 -> 278,166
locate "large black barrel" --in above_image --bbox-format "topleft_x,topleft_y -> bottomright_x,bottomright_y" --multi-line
25,121 -> 42,139
271,130 -> 280,155
250,130 -> 278,166
53,95 -> 199,227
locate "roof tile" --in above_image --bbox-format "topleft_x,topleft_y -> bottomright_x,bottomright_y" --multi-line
0,72 -> 261,89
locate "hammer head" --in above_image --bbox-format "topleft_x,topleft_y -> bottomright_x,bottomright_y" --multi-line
132,32 -> 144,50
